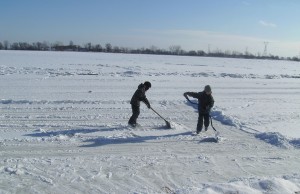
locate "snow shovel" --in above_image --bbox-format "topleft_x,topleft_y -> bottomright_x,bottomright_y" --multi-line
150,107 -> 171,128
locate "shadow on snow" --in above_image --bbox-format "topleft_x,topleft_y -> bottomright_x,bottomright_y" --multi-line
24,125 -> 219,147
25,128 -> 101,137
79,131 -> 219,147
198,137 -> 219,143
79,131 -> 194,147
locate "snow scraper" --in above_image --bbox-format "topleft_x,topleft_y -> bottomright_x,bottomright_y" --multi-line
150,107 -> 171,128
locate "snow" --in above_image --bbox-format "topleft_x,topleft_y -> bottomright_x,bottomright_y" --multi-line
1,50 -> 300,193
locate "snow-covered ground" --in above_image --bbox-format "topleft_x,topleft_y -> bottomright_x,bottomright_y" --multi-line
1,50 -> 300,193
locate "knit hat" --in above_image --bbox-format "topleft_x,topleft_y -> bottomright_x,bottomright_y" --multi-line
144,81 -> 151,88
204,85 -> 211,92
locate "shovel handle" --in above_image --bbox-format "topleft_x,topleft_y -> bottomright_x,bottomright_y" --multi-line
150,107 -> 166,121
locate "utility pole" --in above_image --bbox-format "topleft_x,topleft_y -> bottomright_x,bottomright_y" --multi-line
263,42 -> 269,56
245,46 -> 249,55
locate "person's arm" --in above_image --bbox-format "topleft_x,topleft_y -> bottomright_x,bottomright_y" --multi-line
209,95 -> 214,108
183,92 -> 200,99
138,89 -> 150,108
205,95 -> 214,112
142,97 -> 151,108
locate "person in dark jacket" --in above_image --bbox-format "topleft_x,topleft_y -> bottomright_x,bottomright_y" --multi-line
128,81 -> 151,127
184,85 -> 214,134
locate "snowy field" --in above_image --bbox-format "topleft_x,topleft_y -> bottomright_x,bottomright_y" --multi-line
1,50 -> 300,193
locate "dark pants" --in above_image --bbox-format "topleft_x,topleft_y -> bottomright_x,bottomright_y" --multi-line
197,113 -> 210,132
128,105 -> 140,125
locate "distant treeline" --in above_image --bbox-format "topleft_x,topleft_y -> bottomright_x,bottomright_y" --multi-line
1,40 -> 299,62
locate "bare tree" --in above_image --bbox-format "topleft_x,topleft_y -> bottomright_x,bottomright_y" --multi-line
94,44 -> 102,52
52,41 -> 63,47
41,41 -> 50,50
169,45 -> 181,55
35,42 -> 43,50
150,45 -> 158,52
3,40 -> 9,50
11,42 -> 20,50
69,41 -> 74,46
105,43 -> 112,52
113,46 -> 120,53
84,42 -> 92,51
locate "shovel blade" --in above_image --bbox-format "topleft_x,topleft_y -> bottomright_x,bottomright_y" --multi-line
165,121 -> 171,129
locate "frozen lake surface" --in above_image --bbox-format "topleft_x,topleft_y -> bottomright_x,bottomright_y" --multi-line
1,51 -> 300,193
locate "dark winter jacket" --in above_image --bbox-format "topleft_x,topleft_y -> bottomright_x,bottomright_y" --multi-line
130,83 -> 150,107
186,91 -> 214,114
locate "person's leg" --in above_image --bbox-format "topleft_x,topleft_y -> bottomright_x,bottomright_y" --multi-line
197,114 -> 204,133
128,105 -> 140,125
204,113 -> 210,131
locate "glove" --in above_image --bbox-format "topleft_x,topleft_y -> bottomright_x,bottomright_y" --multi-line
143,99 -> 151,109
183,93 -> 188,99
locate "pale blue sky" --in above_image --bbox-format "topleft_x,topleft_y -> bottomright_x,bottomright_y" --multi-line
1,0 -> 299,57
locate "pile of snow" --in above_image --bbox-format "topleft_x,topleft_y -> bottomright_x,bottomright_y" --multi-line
176,176 -> 300,194
255,132 -> 300,149
211,109 -> 241,128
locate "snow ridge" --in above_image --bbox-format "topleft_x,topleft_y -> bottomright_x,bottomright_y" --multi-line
1,64 -> 300,79
211,109 -> 241,128
211,108 -> 300,149
255,132 -> 300,149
